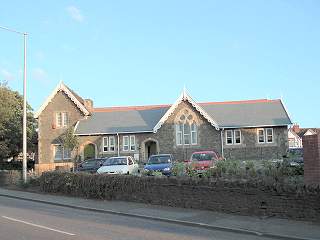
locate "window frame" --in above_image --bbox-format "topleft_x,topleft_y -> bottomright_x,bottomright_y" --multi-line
191,123 -> 197,145
225,130 -> 234,145
102,137 -> 109,152
176,124 -> 183,146
234,130 -> 242,145
109,136 -> 115,152
123,136 -> 129,151
183,123 -> 191,145
257,128 -> 266,144
55,112 -> 68,128
266,128 -> 274,143
130,135 -> 136,151
53,144 -> 71,160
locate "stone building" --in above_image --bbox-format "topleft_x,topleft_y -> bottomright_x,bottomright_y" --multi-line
35,82 -> 292,172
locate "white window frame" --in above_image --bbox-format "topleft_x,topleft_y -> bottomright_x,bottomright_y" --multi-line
226,130 -> 234,145
123,136 -> 129,151
257,128 -> 266,143
109,136 -> 115,152
56,112 -> 68,128
191,123 -> 197,145
176,124 -> 183,146
234,130 -> 241,145
183,124 -> 191,145
56,112 -> 62,128
102,137 -> 109,152
130,135 -> 136,151
266,128 -> 274,143
53,144 -> 71,160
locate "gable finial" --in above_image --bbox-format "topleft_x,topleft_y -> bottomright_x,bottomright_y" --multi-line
182,84 -> 187,99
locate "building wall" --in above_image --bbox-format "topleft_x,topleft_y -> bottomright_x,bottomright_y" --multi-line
36,91 -> 85,172
76,101 -> 288,163
223,126 -> 288,160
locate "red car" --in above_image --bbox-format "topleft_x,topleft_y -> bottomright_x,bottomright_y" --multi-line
186,151 -> 221,173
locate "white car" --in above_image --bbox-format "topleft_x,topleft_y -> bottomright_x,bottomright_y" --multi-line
97,156 -> 139,175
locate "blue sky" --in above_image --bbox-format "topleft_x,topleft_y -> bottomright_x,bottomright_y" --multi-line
0,1 -> 319,127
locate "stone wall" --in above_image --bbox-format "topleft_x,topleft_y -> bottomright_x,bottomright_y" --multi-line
40,172 -> 320,222
303,134 -> 320,186
37,91 -> 85,167
223,126 -> 288,160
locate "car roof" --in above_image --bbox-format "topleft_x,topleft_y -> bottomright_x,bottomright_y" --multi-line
192,151 -> 217,154
150,154 -> 171,157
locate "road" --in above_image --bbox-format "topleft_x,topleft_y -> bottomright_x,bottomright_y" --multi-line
0,196 -> 272,240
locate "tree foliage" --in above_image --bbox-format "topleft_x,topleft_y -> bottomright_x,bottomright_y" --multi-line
0,82 -> 37,161
58,126 -> 79,153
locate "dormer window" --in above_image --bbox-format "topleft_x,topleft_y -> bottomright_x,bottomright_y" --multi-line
56,112 -> 68,128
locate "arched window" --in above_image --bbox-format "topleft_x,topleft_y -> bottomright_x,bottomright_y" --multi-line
175,111 -> 197,146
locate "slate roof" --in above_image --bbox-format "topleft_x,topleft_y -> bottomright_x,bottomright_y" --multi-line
75,99 -> 292,135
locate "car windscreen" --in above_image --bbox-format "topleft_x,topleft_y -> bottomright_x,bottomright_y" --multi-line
82,160 -> 97,167
191,153 -> 215,161
148,155 -> 171,164
103,157 -> 127,166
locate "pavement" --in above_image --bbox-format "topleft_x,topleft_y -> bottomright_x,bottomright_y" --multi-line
0,187 -> 319,240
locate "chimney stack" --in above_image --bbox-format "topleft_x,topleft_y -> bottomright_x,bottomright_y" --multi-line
292,123 -> 300,133
84,99 -> 93,112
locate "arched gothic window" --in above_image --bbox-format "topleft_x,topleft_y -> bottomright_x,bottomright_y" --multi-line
175,111 -> 197,146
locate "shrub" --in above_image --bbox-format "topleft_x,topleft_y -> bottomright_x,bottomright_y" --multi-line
172,162 -> 186,176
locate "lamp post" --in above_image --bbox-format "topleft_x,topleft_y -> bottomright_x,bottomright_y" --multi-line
0,25 -> 28,183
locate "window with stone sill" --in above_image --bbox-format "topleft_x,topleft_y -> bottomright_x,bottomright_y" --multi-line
56,112 -> 69,128
54,145 -> 71,160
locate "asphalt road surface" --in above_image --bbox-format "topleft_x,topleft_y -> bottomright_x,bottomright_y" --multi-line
0,196 -> 272,240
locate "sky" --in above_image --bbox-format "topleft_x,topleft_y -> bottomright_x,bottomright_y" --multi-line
0,1 -> 319,127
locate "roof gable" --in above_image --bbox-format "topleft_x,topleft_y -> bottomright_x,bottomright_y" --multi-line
153,89 -> 219,133
34,82 -> 90,118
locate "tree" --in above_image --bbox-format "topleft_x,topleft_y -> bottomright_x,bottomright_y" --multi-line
58,126 -> 79,170
0,82 -> 37,161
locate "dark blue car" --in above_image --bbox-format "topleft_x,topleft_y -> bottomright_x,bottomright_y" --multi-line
144,154 -> 174,176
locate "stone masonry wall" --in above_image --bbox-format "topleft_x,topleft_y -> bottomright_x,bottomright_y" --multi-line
223,126 -> 288,160
41,172 -> 320,222
36,91 -> 85,172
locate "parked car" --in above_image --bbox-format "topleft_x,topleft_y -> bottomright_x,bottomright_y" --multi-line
76,158 -> 106,173
144,154 -> 174,176
97,156 -> 139,175
186,150 -> 221,173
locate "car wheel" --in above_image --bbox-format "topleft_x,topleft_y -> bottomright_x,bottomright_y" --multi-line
127,171 -> 130,175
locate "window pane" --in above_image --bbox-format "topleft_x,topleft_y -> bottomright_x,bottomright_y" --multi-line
176,124 -> 182,145
109,137 -> 115,151
103,137 -> 108,152
56,113 -> 62,127
64,147 -> 71,159
266,129 -> 273,143
191,123 -> 197,144
184,124 -> 191,145
258,129 -> 265,143
54,145 -> 63,160
235,130 -> 241,144
226,130 -> 233,144
63,112 -> 68,127
123,136 -> 129,151
130,136 -> 135,151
